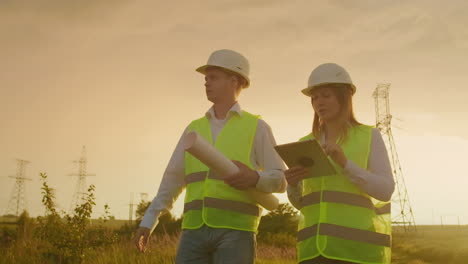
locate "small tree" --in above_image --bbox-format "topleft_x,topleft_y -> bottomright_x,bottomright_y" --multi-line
259,203 -> 298,235
135,200 -> 151,223
257,203 -> 299,247
35,172 -> 116,263
16,210 -> 35,243
135,199 -> 181,235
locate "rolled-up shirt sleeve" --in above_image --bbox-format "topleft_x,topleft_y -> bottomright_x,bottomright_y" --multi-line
139,127 -> 188,233
252,119 -> 287,193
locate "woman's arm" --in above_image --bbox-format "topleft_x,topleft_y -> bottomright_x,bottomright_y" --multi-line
344,128 -> 395,201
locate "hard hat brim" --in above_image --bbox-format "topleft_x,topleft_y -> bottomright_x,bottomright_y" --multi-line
301,82 -> 356,97
195,65 -> 210,75
196,64 -> 250,88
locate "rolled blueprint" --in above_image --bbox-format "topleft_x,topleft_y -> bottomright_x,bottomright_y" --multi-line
184,131 -> 279,211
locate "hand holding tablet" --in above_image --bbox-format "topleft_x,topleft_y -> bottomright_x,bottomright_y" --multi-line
274,140 -> 337,178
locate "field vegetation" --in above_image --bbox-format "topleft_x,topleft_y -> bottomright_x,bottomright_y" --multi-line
1,173 -> 467,263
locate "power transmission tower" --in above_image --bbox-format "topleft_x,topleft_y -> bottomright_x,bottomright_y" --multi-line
128,192 -> 137,224
139,192 -> 148,202
129,192 -> 149,224
5,159 -> 32,216
372,83 -> 416,231
69,146 -> 95,212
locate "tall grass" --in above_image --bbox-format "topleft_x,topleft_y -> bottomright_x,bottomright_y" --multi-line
4,226 -> 468,264
3,221 -> 468,263
2,172 -> 467,263
0,172 -> 296,263
0,232 -> 295,264
391,225 -> 468,264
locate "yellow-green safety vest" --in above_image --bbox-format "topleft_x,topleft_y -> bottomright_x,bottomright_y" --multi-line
297,125 -> 391,264
182,111 -> 262,232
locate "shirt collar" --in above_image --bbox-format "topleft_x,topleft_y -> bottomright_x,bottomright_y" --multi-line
205,102 -> 243,120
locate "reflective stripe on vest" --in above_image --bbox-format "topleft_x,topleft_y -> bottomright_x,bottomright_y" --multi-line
297,223 -> 391,247
301,191 -> 391,215
184,172 -> 206,184
182,111 -> 261,232
184,197 -> 261,216
297,125 -> 392,264
183,171 -> 228,185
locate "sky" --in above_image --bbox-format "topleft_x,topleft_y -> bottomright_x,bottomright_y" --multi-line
1,0 -> 468,225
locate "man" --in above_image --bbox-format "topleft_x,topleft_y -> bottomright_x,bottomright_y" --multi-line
134,49 -> 286,264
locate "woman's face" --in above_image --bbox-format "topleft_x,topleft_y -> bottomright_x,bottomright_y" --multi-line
310,86 -> 341,122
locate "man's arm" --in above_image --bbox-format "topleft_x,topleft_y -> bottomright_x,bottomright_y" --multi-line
252,119 -> 287,193
134,127 -> 188,252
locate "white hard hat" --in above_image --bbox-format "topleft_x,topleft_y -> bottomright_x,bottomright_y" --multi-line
196,49 -> 250,88
301,63 -> 356,96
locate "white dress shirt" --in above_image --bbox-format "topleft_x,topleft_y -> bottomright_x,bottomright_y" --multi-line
287,128 -> 395,209
141,103 -> 287,232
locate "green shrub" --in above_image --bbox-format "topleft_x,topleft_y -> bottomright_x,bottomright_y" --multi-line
34,172 -> 117,263
0,226 -> 17,248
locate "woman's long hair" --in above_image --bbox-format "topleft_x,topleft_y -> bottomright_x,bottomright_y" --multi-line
311,84 -> 361,143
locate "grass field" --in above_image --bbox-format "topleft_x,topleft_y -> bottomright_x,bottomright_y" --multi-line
2,221 -> 468,264
0,227 -> 296,264
391,225 -> 468,264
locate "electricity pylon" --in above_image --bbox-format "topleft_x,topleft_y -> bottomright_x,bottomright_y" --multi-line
5,159 -> 32,216
372,83 -> 416,231
69,146 -> 95,212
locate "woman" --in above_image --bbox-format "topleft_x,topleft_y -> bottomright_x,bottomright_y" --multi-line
286,63 -> 395,264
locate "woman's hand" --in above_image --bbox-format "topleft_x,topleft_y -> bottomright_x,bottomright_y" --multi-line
321,143 -> 347,168
284,166 -> 309,187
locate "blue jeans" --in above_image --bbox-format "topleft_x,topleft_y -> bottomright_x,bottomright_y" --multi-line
175,225 -> 256,264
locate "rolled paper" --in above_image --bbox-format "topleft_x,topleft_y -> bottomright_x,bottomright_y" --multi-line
184,131 -> 279,211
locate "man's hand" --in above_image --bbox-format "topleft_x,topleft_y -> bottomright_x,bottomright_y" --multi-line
284,166 -> 308,187
133,227 -> 151,253
224,160 -> 260,190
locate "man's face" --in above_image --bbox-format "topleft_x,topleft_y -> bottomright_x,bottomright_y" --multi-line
204,67 -> 237,103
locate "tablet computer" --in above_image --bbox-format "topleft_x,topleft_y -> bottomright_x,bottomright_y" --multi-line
274,139 -> 336,178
